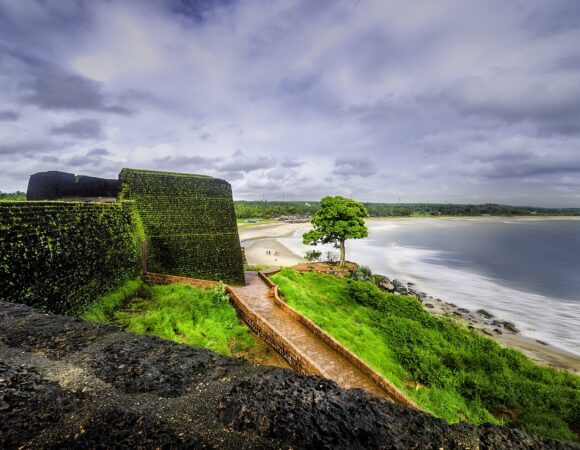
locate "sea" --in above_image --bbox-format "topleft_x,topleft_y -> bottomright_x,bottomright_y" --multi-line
278,218 -> 580,356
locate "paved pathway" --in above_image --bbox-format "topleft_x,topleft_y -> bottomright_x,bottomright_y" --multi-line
230,271 -> 394,400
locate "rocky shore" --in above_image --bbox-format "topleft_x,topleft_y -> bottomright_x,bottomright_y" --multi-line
1,301 -> 577,449
376,276 -> 580,373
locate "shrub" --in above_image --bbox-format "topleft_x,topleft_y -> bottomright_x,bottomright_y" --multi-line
351,265 -> 373,281
347,280 -> 384,307
325,251 -> 338,263
305,250 -> 322,262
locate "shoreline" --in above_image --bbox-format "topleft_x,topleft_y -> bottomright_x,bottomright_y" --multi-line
239,222 -> 306,267
239,220 -> 580,373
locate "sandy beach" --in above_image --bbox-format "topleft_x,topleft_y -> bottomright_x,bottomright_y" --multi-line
497,334 -> 580,374
240,222 -> 306,267
238,221 -> 580,373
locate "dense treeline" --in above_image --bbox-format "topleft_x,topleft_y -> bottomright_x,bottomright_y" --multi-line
235,200 -> 580,218
0,191 -> 26,201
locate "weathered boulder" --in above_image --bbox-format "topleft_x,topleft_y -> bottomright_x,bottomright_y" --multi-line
391,279 -> 408,294
503,321 -> 520,333
377,277 -> 395,292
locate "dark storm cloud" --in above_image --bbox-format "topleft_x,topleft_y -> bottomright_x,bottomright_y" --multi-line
64,148 -> 112,167
280,158 -> 303,169
558,54 -> 580,71
151,0 -> 234,22
50,119 -> 105,140
0,0 -> 579,204
0,142 -> 32,156
19,67 -> 132,114
332,157 -> 377,177
0,138 -> 59,156
523,0 -> 580,37
0,110 -> 19,121
433,74 -> 580,135
87,148 -> 111,157
461,154 -> 580,179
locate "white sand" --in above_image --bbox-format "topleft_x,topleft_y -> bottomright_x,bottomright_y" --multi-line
238,222 -> 307,241
244,239 -> 304,267
239,222 -> 306,267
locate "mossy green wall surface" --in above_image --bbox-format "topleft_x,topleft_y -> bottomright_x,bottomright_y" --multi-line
0,201 -> 143,314
118,169 -> 244,284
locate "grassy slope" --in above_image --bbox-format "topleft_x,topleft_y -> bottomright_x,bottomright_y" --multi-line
270,268 -> 580,442
81,279 -> 257,357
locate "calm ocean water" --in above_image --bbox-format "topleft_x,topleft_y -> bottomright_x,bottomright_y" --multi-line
279,218 -> 580,355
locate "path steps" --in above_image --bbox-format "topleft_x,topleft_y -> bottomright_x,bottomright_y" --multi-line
229,271 -> 396,401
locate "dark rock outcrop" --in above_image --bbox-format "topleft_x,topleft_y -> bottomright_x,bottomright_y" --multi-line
503,321 -> 520,333
377,276 -> 395,292
391,279 -> 409,294
0,301 -> 576,449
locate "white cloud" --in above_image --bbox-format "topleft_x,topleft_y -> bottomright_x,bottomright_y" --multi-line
0,0 -> 579,205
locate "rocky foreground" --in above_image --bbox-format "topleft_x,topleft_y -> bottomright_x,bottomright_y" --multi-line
0,301 -> 576,449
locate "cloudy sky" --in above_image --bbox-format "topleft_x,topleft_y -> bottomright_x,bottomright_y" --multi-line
1,0 -> 579,206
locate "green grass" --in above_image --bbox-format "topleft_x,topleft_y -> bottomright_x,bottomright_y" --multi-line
81,278 -> 142,323
270,268 -> 580,442
237,218 -> 279,228
244,264 -> 274,272
81,280 -> 258,357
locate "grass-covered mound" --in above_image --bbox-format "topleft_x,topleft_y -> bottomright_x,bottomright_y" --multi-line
270,268 -> 580,442
81,280 -> 267,360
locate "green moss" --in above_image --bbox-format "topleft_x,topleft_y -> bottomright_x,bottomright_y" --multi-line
0,201 -> 143,315
270,268 -> 580,442
118,168 -> 244,284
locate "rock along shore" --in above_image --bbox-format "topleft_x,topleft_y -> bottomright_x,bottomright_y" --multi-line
375,275 -> 580,373
0,301 -> 577,449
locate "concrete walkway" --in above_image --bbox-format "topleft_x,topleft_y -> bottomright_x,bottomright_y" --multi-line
229,272 -> 394,400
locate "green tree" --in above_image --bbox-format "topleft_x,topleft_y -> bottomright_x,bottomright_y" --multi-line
303,196 -> 369,266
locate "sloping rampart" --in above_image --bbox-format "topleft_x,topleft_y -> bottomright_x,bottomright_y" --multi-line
119,169 -> 244,284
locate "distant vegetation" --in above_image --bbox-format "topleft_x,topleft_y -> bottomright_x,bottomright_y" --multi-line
235,200 -> 580,218
270,268 -> 580,442
0,191 -> 26,201
2,192 -> 577,216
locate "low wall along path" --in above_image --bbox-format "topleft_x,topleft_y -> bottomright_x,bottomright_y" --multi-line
227,271 -> 419,407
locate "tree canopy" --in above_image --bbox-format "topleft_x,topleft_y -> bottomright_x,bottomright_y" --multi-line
303,196 -> 369,266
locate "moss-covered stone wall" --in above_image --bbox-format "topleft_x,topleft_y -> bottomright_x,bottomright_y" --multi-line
0,201 -> 143,314
118,169 -> 244,284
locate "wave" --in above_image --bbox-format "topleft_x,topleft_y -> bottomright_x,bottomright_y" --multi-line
358,242 -> 579,355
279,229 -> 580,356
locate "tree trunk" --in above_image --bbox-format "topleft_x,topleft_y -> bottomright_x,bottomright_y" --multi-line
339,239 -> 346,266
